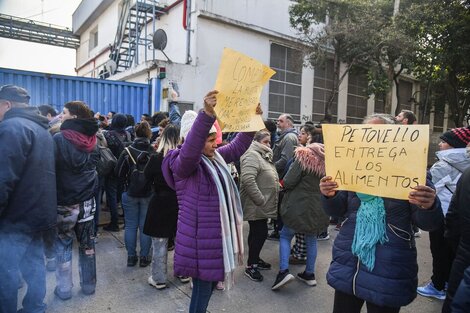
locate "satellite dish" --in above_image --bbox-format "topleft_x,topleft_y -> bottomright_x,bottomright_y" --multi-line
153,29 -> 168,50
105,59 -> 117,75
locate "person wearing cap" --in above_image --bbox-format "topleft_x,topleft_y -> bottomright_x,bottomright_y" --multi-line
443,142 -> 470,313
0,85 -> 56,313
417,127 -> 470,300
162,90 -> 262,313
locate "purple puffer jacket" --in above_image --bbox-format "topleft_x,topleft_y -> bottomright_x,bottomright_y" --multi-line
163,111 -> 253,281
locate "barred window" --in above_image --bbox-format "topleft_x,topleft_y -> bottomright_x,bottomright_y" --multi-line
347,69 -> 368,123
312,59 -> 338,123
268,43 -> 302,122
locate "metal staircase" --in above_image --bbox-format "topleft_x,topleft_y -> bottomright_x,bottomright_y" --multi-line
110,0 -> 166,74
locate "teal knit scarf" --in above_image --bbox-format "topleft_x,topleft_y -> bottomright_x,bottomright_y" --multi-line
351,193 -> 389,271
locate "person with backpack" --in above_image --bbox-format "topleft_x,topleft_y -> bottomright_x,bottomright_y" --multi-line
143,124 -> 190,289
103,114 -> 131,232
115,121 -> 153,267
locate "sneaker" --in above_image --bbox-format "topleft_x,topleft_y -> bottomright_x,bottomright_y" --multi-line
139,256 -> 152,267
317,232 -> 330,241
245,266 -> 263,282
289,255 -> 307,265
257,259 -> 272,270
127,256 -> 138,267
417,281 -> 446,300
103,223 -> 120,232
148,276 -> 167,290
46,258 -> 56,272
272,270 -> 295,290
297,271 -> 317,286
54,287 -> 72,300
177,276 -> 191,283
267,231 -> 280,241
216,281 -> 225,290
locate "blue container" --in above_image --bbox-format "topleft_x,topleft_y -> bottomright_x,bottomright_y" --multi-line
0,67 -> 151,120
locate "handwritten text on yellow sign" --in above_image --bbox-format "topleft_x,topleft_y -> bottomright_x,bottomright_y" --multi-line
323,124 -> 429,199
214,48 -> 275,132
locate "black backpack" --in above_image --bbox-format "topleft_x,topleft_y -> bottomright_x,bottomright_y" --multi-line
124,147 -> 152,197
96,145 -> 117,177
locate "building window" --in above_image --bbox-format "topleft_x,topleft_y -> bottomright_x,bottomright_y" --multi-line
398,80 -> 413,112
312,59 -> 338,122
346,69 -> 368,123
268,43 -> 302,122
374,93 -> 385,114
89,27 -> 98,51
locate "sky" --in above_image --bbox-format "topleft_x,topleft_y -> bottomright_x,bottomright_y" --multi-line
0,0 -> 82,75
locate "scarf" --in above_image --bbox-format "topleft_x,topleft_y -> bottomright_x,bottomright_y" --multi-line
351,193 -> 388,271
60,118 -> 98,153
201,151 -> 244,289
252,141 -> 273,162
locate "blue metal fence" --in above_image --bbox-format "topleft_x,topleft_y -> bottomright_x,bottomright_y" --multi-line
0,67 -> 151,120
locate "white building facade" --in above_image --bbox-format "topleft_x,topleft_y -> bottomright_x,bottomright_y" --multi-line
72,0 -> 447,131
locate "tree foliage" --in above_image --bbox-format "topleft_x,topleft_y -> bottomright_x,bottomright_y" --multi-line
290,0 -> 470,126
289,0 -> 418,120
399,0 -> 470,127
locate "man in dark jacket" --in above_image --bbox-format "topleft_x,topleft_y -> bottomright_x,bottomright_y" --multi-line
0,85 -> 57,313
442,146 -> 470,313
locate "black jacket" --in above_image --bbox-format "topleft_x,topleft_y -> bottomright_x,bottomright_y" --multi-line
443,166 -> 470,311
54,119 -> 99,206
143,152 -> 178,238
0,107 -> 57,233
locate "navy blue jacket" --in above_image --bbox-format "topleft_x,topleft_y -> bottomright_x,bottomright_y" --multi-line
54,120 -> 99,206
322,177 -> 443,307
0,107 -> 56,233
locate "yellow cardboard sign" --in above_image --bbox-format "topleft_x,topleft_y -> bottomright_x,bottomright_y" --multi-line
323,124 -> 429,199
214,48 -> 276,132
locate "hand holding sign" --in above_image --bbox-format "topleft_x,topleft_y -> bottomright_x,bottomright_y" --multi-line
203,90 -> 218,118
213,48 -> 275,132
319,176 -> 338,198
409,185 -> 436,209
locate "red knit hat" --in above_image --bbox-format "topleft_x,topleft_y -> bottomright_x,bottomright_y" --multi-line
440,127 -> 470,148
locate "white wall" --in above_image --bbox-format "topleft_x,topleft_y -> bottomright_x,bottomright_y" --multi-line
196,0 -> 297,38
76,2 -> 120,76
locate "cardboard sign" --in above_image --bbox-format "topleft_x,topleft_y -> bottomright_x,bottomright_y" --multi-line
214,48 -> 275,132
323,124 -> 429,199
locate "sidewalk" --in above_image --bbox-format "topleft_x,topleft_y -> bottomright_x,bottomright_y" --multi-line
27,225 -> 443,313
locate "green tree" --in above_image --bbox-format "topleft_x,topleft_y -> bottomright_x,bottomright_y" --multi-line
400,0 -> 470,127
289,0 -> 417,119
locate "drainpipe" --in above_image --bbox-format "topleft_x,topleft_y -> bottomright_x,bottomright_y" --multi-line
183,0 -> 192,64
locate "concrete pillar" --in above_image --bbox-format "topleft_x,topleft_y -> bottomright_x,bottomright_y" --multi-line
336,62 -> 349,123
301,65 -> 314,123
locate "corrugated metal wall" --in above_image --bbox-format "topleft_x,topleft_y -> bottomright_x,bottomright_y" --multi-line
0,67 -> 150,120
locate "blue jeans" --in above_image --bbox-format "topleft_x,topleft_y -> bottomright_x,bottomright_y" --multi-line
56,199 -> 96,293
0,231 -> 46,313
279,225 -> 318,273
189,278 -> 216,313
122,192 -> 151,257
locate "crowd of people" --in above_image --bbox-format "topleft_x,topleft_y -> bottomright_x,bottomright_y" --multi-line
1,83 -> 470,313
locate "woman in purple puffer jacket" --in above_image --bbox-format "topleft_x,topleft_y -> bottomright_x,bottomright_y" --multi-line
162,90 -> 262,313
